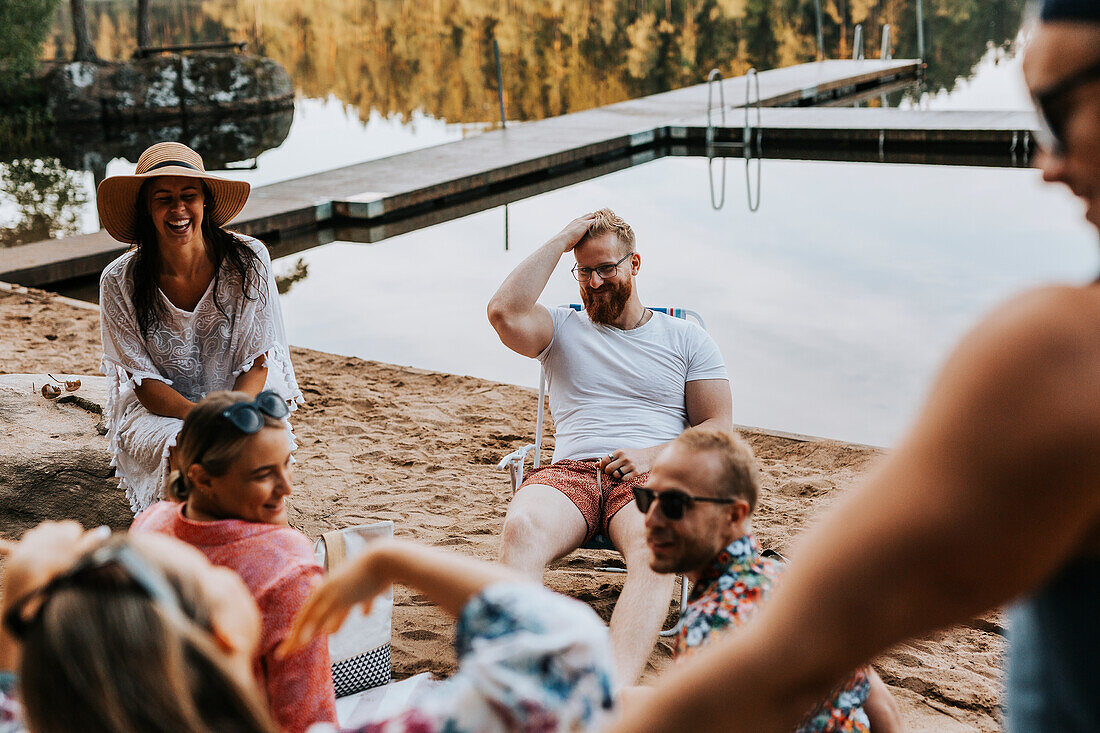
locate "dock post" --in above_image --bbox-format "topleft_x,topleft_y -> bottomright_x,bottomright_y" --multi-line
493,38 -> 506,129
814,0 -> 824,61
916,0 -> 925,62
881,24 -> 892,60
853,24 -> 864,60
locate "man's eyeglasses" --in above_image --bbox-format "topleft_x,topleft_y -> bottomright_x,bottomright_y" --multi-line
2,542 -> 185,640
221,390 -> 289,434
1032,58 -> 1100,155
572,252 -> 633,282
632,486 -> 735,521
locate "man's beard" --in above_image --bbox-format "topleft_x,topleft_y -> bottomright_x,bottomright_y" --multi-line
581,276 -> 632,325
645,531 -> 717,576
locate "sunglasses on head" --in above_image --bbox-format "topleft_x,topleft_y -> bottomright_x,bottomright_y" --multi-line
1032,58 -> 1100,156
2,542 -> 185,640
632,486 -> 735,521
220,391 -> 289,434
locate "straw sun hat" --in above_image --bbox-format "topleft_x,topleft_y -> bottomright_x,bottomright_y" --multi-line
96,142 -> 251,244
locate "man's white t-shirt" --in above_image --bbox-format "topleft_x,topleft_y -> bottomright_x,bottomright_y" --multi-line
537,306 -> 729,462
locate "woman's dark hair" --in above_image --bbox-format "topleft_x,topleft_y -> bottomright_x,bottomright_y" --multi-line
19,535 -> 279,733
130,179 -> 267,340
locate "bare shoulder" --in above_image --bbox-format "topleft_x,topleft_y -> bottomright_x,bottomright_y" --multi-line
952,284 -> 1100,393
924,284 -> 1100,479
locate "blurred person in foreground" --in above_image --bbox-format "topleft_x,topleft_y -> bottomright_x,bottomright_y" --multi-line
608,3 -> 1100,732
0,522 -> 614,733
634,428 -> 901,732
487,208 -> 732,683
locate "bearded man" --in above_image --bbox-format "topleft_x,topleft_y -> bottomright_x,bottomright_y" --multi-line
487,208 -> 732,684
608,1 -> 1100,731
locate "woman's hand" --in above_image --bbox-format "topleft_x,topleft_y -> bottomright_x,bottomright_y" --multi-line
276,543 -> 393,659
277,538 -> 525,660
0,522 -> 111,614
0,522 -> 110,672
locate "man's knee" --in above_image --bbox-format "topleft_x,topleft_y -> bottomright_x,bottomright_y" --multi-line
500,505 -> 541,553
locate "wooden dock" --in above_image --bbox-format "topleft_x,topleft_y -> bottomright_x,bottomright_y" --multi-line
1,57 -> 1037,289
679,108 -> 1037,149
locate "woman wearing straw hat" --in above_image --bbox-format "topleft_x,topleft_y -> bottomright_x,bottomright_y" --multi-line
97,142 -> 301,516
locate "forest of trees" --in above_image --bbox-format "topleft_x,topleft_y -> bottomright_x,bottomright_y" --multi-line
43,0 -> 1027,125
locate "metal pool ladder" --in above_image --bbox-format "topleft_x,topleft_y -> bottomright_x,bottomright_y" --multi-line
706,68 -> 726,148
705,67 -> 762,212
706,69 -> 727,209
745,68 -> 762,212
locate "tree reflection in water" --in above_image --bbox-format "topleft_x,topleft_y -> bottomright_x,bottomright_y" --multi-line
47,0 -> 1028,125
14,0 -> 1027,245
276,257 -> 310,294
0,109 -> 292,245
0,158 -> 87,247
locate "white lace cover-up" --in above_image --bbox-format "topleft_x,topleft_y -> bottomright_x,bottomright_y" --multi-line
99,236 -> 302,515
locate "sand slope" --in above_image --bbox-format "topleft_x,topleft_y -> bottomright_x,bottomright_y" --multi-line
0,285 -> 1003,731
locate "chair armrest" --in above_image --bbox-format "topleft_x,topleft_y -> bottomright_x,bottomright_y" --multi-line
496,444 -> 535,471
497,444 -> 536,495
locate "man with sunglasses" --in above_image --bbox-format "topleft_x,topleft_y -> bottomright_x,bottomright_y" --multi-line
608,3 -> 1100,732
638,428 -> 900,732
487,208 -> 732,684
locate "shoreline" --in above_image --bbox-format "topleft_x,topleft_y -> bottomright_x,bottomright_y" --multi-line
0,283 -> 1004,731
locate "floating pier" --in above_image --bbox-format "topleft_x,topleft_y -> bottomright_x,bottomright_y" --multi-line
0,57 -> 1038,289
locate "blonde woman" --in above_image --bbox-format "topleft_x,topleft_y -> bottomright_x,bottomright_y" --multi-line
131,391 -> 335,733
97,142 -> 300,515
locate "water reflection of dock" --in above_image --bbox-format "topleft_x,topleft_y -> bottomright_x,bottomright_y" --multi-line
1,59 -> 1036,289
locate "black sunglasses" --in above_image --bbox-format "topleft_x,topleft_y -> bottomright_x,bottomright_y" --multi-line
632,486 -> 735,521
221,390 -> 289,434
3,542 -> 185,640
1032,58 -> 1100,155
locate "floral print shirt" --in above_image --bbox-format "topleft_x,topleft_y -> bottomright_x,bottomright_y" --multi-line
317,582 -> 617,733
0,675 -> 20,733
678,535 -> 871,733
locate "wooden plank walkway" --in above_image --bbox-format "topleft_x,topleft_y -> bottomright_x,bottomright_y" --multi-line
0,58 -> 948,287
673,108 -> 1037,147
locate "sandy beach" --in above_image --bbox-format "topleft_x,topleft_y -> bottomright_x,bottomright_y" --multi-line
0,284 -> 1004,731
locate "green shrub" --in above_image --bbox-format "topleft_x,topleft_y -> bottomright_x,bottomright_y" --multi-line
0,0 -> 61,86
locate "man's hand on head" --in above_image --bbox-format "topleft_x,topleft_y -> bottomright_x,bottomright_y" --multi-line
555,213 -> 598,254
602,447 -> 660,481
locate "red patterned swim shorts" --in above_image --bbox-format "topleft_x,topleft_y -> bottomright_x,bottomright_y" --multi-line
518,458 -> 649,543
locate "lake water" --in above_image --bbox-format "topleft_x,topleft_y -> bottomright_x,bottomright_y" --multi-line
8,0 -> 1085,447
270,155 -> 1098,447
2,0 -> 1031,243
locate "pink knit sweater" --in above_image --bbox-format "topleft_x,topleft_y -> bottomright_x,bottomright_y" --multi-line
132,501 -> 338,732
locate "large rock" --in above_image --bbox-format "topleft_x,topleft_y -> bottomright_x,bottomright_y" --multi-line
0,374 -> 131,538
41,53 -> 294,124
